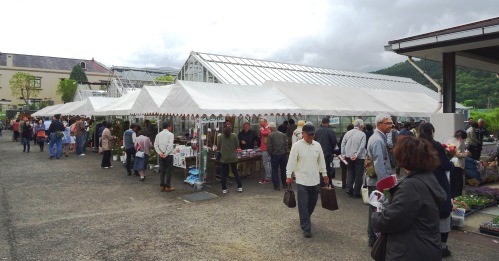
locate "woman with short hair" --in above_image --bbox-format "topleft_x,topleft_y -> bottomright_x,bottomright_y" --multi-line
134,130 -> 153,182
371,136 -> 447,260
217,122 -> 243,194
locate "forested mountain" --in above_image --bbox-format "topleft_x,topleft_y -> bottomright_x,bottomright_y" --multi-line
372,59 -> 499,109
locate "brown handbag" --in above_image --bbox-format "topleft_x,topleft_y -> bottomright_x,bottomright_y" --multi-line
320,185 -> 339,211
283,183 -> 296,208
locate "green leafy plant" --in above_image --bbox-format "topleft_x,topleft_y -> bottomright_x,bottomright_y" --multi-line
9,72 -> 41,106
56,79 -> 78,103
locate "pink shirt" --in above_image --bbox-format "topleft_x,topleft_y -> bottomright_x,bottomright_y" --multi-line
135,135 -> 153,155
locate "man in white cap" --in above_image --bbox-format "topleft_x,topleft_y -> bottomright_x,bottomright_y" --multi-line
286,123 -> 328,238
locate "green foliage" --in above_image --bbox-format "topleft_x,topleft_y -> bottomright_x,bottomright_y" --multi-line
70,64 -> 88,83
56,79 -> 78,103
155,75 -> 175,83
9,72 -> 41,106
470,108 -> 499,136
373,59 -> 499,109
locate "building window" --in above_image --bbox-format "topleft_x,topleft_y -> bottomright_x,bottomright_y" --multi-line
31,77 -> 42,89
80,61 -> 86,69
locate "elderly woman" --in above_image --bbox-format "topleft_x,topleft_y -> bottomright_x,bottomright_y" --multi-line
134,130 -> 153,182
217,122 -> 243,194
101,122 -> 114,169
450,130 -> 471,198
371,136 -> 446,260
292,120 -> 306,144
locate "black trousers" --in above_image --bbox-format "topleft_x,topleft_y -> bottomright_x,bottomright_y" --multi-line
125,148 -> 139,175
159,155 -> 173,188
101,150 -> 112,167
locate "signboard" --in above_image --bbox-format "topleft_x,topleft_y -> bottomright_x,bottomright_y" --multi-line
330,117 -> 340,124
200,116 -> 226,123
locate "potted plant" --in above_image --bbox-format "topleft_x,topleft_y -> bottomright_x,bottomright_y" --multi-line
112,143 -> 123,161
148,149 -> 158,170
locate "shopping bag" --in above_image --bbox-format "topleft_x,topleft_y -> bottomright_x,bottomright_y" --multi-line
362,186 -> 369,205
320,186 -> 339,211
283,184 -> 296,208
371,233 -> 387,261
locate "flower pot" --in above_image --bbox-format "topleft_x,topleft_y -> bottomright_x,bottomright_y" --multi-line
113,155 -> 118,161
120,155 -> 126,162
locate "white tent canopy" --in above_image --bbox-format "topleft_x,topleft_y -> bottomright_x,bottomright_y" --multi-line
93,90 -> 141,116
157,80 -> 301,116
67,97 -> 117,115
131,85 -> 173,115
262,81 -> 442,117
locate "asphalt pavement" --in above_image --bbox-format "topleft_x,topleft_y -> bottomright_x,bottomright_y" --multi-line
0,130 -> 498,261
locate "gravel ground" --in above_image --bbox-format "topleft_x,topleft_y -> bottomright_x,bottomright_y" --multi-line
0,130 -> 498,261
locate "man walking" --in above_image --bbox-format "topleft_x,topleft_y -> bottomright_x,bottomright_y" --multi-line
286,124 -> 328,238
366,113 -> 393,247
341,119 -> 366,198
267,122 -> 288,190
155,121 -> 175,192
124,123 -> 139,176
314,118 -> 337,187
47,114 -> 65,159
259,118 -> 272,184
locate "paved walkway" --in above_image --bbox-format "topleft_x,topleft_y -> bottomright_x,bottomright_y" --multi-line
0,130 -> 498,260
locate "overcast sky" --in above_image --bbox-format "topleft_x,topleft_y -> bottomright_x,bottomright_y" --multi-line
2,0 -> 498,72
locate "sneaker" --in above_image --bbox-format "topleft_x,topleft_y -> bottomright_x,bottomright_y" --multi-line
222,189 -> 228,194
140,176 -> 145,182
80,154 -> 85,156
109,166 -> 114,168
259,179 -> 271,184
237,187 -> 243,193
303,231 -> 312,238
103,167 -> 109,169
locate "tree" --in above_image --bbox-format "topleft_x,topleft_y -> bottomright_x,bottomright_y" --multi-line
56,79 -> 78,103
70,64 -> 88,83
9,72 -> 41,106
155,75 -> 176,83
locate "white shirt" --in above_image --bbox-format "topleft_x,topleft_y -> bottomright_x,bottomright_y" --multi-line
286,139 -> 327,186
154,129 -> 174,156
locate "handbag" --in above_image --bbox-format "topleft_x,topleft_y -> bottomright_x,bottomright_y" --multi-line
283,183 -> 296,208
320,185 -> 339,211
361,176 -> 369,205
371,233 -> 387,261
365,155 -> 377,178
55,131 -> 64,138
135,141 -> 145,158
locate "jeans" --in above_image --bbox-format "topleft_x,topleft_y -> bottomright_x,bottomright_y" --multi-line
297,184 -> 320,233
82,131 -> 89,152
346,158 -> 365,196
22,137 -> 30,152
262,151 -> 272,181
221,162 -> 243,190
101,150 -> 112,167
320,154 -> 334,187
271,153 -> 287,188
76,135 -> 85,155
159,155 -> 173,188
367,185 -> 377,242
49,133 -> 63,158
126,148 -> 139,175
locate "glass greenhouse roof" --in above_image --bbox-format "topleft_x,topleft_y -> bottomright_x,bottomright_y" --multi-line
177,51 -> 439,100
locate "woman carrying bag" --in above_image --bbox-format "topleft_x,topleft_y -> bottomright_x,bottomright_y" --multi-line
134,130 -> 153,182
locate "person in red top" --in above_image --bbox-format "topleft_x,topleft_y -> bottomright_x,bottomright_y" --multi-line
12,119 -> 20,142
259,118 -> 272,184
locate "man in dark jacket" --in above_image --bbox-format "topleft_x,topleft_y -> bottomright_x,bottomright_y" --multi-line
314,117 -> 337,187
277,121 -> 288,134
238,122 -> 260,150
285,119 -> 297,150
267,122 -> 288,190
476,119 -> 490,159
47,114 -> 66,159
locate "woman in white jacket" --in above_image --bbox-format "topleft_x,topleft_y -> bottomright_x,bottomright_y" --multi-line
292,120 -> 306,144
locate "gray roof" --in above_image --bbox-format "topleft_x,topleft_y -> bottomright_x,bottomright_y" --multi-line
179,51 -> 439,99
0,53 -> 109,73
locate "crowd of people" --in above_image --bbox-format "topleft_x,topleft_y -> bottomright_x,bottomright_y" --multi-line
3,112 -> 497,259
